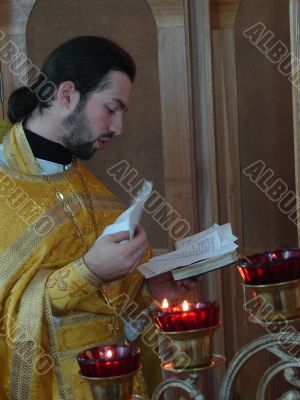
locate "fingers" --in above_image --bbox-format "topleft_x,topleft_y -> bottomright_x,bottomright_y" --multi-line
176,278 -> 200,292
105,231 -> 130,243
125,226 -> 148,255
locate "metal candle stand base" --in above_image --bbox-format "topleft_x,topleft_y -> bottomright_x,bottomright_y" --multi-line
152,356 -> 226,400
218,283 -> 300,400
81,366 -> 142,400
83,279 -> 300,399
151,280 -> 300,399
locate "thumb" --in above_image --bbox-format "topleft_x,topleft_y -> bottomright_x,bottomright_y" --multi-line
104,230 -> 130,243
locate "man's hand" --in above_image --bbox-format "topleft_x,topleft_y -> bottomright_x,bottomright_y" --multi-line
83,225 -> 148,282
147,272 -> 202,302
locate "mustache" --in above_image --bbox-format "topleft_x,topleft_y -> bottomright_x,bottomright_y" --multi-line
99,133 -> 114,140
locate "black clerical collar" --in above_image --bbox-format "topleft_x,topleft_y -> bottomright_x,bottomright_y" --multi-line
24,127 -> 73,165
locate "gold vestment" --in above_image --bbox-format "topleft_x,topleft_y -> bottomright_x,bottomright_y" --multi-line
0,122 -> 160,399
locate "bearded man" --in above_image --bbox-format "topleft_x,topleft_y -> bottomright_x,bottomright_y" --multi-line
0,36 -> 198,399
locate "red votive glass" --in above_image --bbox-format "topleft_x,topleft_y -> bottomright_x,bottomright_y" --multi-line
77,344 -> 140,378
238,249 -> 300,285
153,300 -> 219,332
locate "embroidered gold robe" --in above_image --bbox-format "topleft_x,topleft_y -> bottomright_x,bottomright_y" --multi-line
0,122 -> 160,399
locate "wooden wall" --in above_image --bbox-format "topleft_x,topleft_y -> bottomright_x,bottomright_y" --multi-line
212,0 -> 299,398
236,0 -> 297,254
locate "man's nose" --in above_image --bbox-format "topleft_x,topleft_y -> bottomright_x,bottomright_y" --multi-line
109,114 -> 123,136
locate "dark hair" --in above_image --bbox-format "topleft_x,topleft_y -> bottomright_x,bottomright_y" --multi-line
8,36 -> 136,124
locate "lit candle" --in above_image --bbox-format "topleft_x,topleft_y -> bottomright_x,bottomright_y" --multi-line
106,349 -> 113,359
153,299 -> 219,332
182,300 -> 189,311
77,345 -> 140,378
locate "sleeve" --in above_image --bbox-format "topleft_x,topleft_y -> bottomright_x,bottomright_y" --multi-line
46,257 -> 104,313
47,249 -> 155,315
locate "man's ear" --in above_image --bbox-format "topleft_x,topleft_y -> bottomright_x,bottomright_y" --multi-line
57,81 -> 78,109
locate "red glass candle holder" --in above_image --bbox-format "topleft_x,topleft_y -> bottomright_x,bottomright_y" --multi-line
153,301 -> 219,333
77,344 -> 140,378
238,249 -> 300,285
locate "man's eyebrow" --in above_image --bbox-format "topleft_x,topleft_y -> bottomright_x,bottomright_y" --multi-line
113,98 -> 128,112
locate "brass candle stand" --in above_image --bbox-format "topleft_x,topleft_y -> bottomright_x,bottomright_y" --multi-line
219,280 -> 300,400
151,275 -> 300,399
150,321 -> 225,400
157,324 -> 221,368
80,366 -> 142,400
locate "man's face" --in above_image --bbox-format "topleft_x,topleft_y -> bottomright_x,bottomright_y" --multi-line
61,71 -> 132,160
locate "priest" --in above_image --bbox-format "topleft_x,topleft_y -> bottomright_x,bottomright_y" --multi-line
0,36 -> 199,399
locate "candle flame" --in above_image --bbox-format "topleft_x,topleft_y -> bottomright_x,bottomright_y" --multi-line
106,349 -> 113,358
182,300 -> 189,311
162,298 -> 169,309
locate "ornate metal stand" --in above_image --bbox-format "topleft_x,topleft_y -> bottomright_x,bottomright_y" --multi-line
220,332 -> 300,400
151,356 -> 225,400
150,284 -> 300,399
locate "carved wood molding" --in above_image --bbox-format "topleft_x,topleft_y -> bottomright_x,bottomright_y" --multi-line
145,0 -> 198,244
0,0 -> 36,34
211,0 -> 242,29
145,0 -> 184,27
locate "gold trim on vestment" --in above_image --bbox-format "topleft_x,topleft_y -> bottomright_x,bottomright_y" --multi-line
10,269 -> 53,400
3,132 -> 19,170
58,311 -> 117,328
14,122 -> 42,174
44,294 -> 70,400
0,158 -> 77,182
0,193 -> 123,288
73,258 -> 104,288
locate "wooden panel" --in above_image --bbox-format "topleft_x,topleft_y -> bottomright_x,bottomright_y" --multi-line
212,29 -> 243,247
189,1 -> 224,397
232,0 -> 297,398
237,0 -> 297,255
290,0 -> 300,245
0,33 -> 29,115
155,26 -> 198,245
211,0 -> 242,29
146,0 -> 184,27
0,0 -> 36,34
147,0 -> 198,246
189,0 -> 219,230
212,27 -> 244,399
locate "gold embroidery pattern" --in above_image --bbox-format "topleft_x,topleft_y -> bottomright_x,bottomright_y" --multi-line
59,311 -> 116,328
73,258 -> 103,288
10,269 -> 52,400
44,294 -> 70,400
0,161 -> 76,182
47,269 -> 70,291
0,194 -> 123,288
15,122 -> 42,174
3,131 -> 19,170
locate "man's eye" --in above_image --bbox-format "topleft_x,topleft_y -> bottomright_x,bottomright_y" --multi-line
106,106 -> 116,115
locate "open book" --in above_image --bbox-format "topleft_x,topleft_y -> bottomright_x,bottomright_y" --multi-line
138,223 -> 238,279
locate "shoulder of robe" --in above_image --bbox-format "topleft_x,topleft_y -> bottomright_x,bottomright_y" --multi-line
0,120 -> 12,143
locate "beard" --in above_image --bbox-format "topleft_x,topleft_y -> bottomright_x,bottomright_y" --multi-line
61,98 -> 112,160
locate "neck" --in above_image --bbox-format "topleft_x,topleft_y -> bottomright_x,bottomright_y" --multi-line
25,108 -> 65,146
